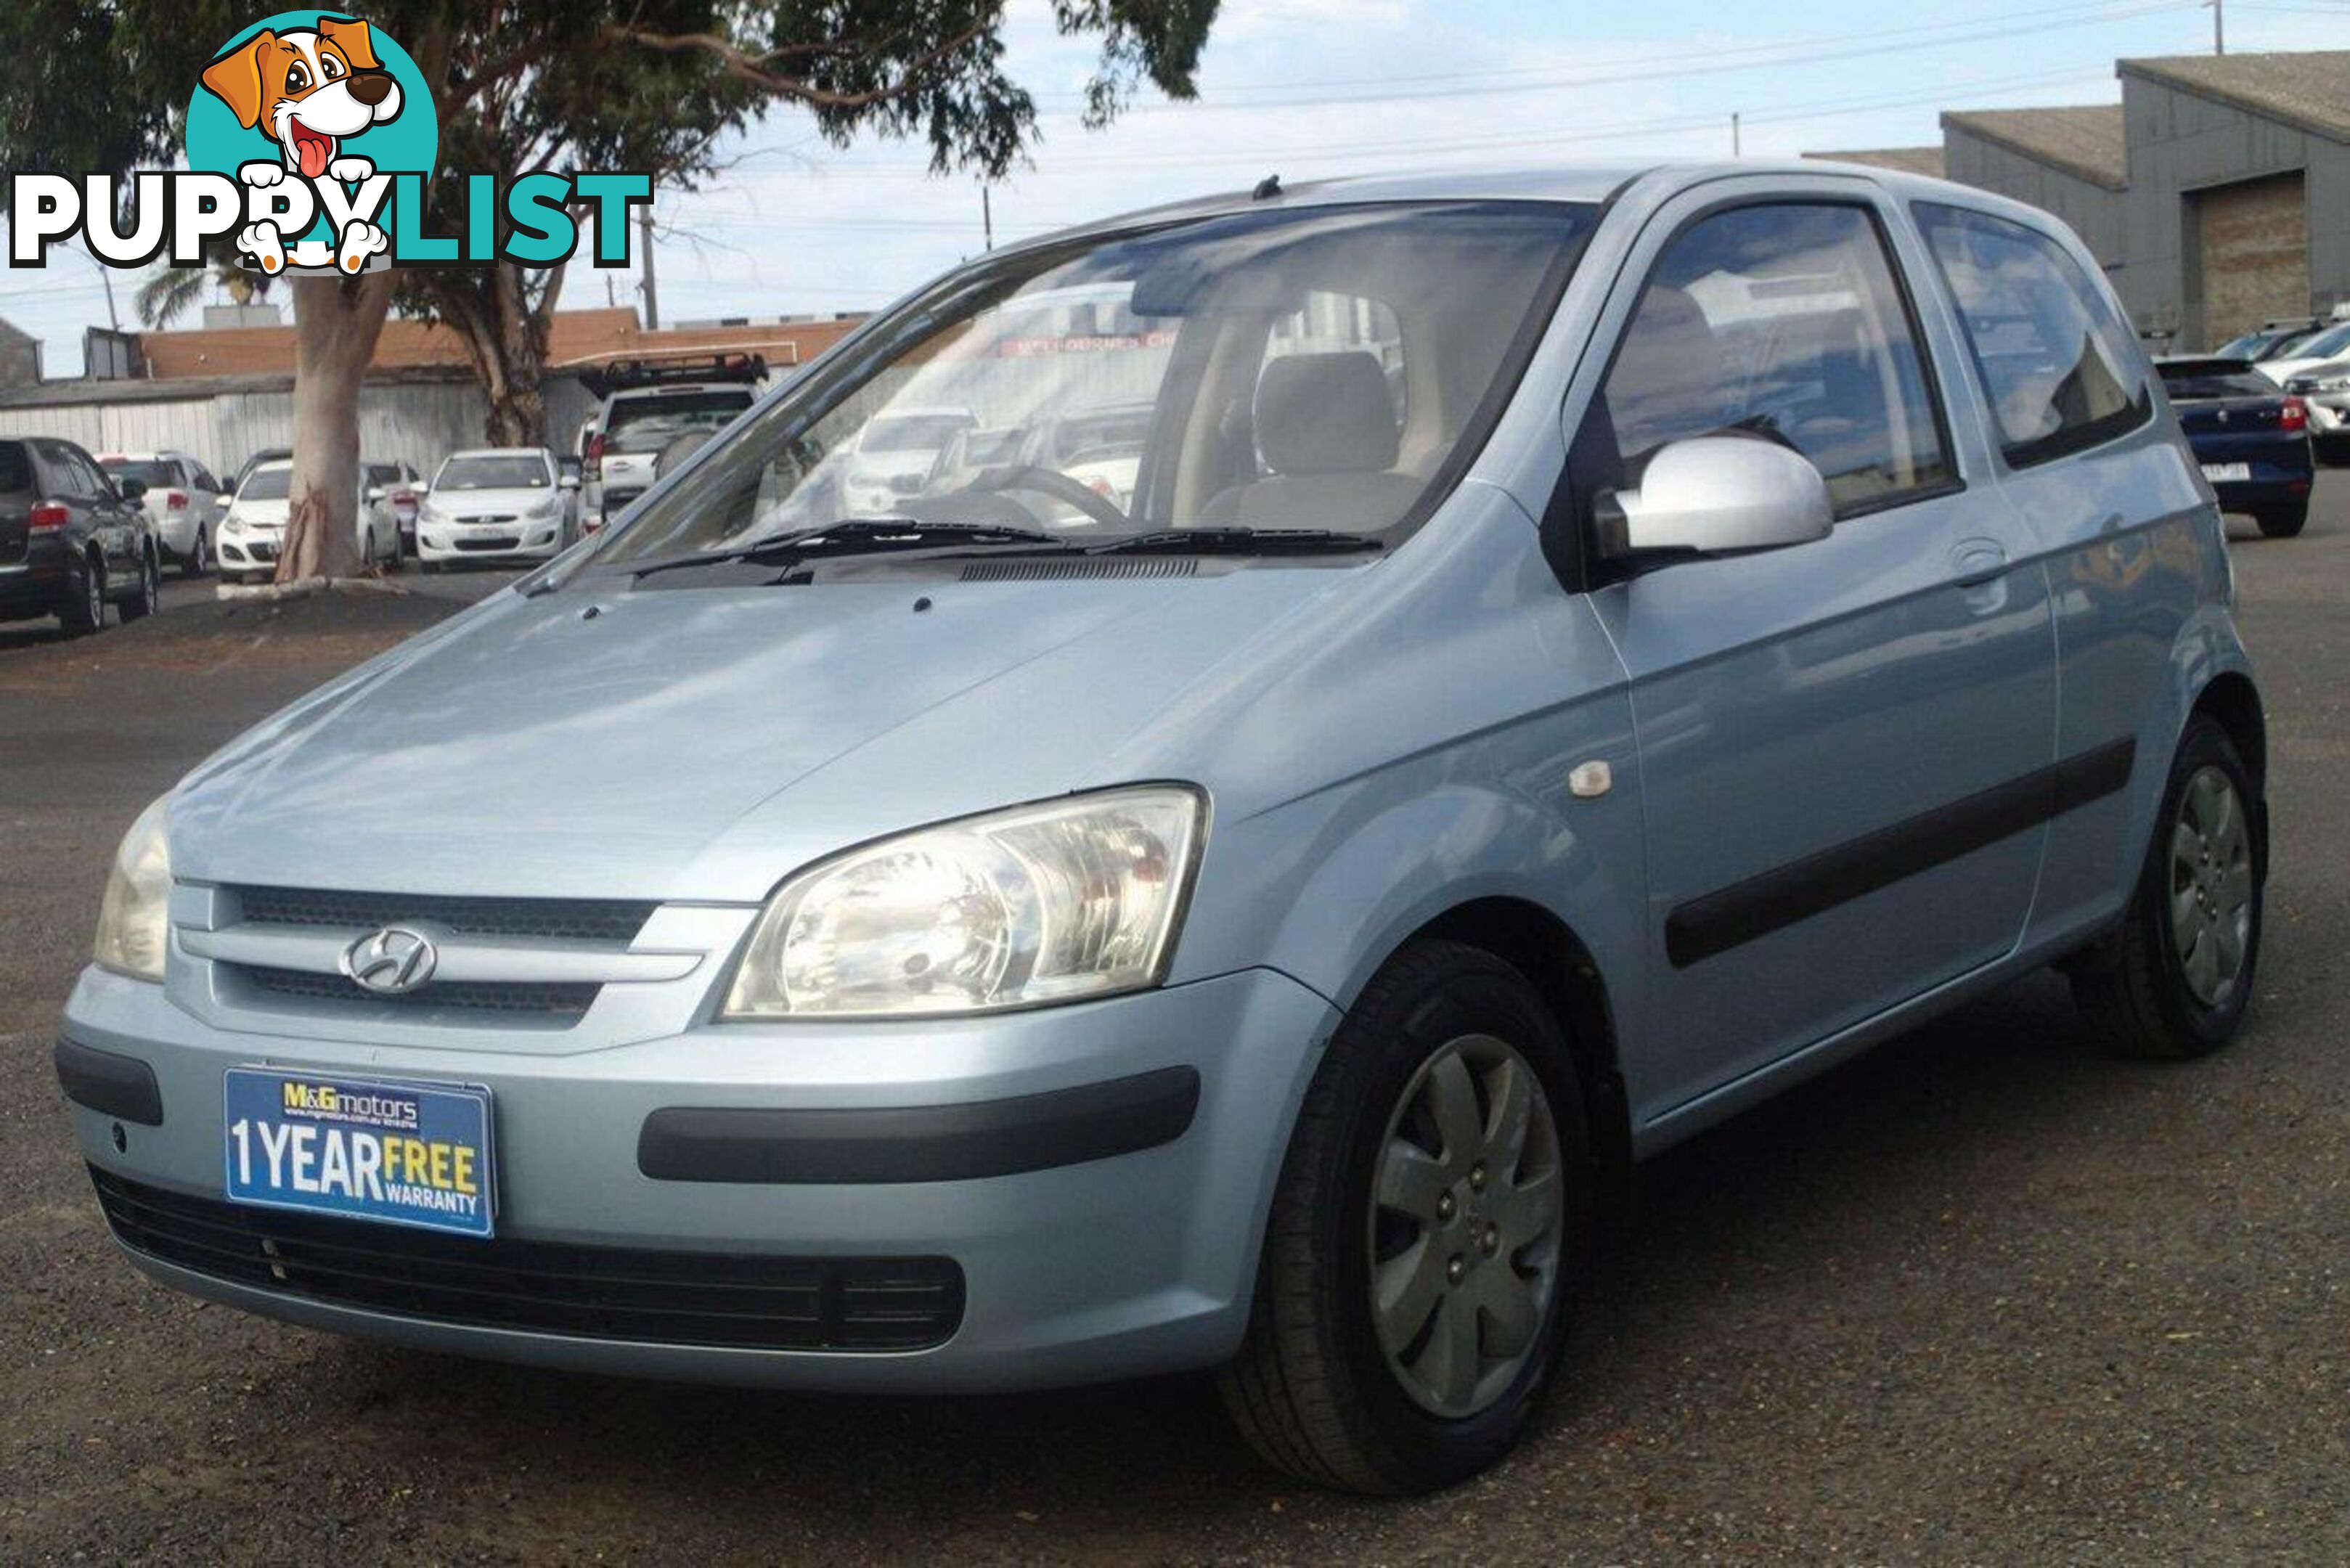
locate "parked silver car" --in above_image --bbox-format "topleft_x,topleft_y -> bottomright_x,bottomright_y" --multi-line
60,164 -> 2267,1493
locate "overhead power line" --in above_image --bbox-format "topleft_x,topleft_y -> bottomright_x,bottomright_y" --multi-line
1043,0 -> 2195,115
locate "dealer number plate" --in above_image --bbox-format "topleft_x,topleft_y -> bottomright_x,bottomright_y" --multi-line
224,1068 -> 495,1238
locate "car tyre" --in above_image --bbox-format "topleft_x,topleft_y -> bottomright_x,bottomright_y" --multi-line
2071,715 -> 2264,1061
60,552 -> 104,636
120,547 -> 159,622
2253,502 -> 2308,539
183,526 -> 209,579
1217,939 -> 1594,1495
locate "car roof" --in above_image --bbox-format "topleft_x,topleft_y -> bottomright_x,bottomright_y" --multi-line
444,446 -> 551,460
96,450 -> 188,462
980,159 -> 2055,268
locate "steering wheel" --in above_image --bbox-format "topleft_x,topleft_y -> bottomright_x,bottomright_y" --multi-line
968,464 -> 1131,530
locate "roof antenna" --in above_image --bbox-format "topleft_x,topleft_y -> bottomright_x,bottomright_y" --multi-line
1252,173 -> 1282,200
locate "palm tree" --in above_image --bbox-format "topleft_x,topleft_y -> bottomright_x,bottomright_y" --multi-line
136,249 -> 272,328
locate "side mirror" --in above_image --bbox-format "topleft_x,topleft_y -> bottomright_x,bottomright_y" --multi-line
366,485 -> 388,502
115,477 -> 147,502
1595,436 -> 1832,560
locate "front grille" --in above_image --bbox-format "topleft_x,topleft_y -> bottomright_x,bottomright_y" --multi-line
237,964 -> 598,1019
456,513 -> 518,524
231,886 -> 657,944
248,539 -> 280,562
454,536 -> 522,552
93,1169 -> 964,1352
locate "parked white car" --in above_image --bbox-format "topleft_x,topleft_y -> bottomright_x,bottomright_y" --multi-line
216,460 -> 400,583
584,380 -> 759,528
2257,319 -> 2350,385
844,405 -> 978,516
416,447 -> 578,571
97,449 -> 224,577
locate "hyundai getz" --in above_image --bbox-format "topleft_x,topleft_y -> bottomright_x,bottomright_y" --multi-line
60,165 -> 2267,1494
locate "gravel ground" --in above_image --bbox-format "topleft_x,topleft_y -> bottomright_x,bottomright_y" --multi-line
1,502 -> 2344,1564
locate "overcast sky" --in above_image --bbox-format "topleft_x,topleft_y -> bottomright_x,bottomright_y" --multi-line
7,0 -> 2350,372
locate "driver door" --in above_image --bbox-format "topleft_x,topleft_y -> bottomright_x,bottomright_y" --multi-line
1578,181 -> 2059,1124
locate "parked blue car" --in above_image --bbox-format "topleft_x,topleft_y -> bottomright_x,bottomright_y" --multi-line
2157,356 -> 2315,537
60,163 -> 2267,1493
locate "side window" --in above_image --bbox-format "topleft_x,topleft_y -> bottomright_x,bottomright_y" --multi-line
56,446 -> 107,499
1914,203 -> 2147,467
1596,202 -> 1951,517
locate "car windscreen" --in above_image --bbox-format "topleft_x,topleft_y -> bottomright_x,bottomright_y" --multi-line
605,394 -> 751,454
436,455 -> 551,490
239,467 -> 292,501
862,415 -> 971,453
1048,409 -> 1154,463
101,458 -> 176,488
2160,363 -> 2278,400
581,199 -> 1598,570
2282,322 -> 2350,362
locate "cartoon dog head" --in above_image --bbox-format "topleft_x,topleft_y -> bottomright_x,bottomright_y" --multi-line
200,17 -> 403,180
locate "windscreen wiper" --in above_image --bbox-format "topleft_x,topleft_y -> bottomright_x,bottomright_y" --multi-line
626,518 -> 1076,581
1088,527 -> 1386,557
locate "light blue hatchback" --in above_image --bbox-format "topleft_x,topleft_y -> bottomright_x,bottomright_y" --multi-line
60,162 -> 2267,1493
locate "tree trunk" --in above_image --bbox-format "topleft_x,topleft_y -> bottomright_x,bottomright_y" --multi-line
277,271 -> 395,582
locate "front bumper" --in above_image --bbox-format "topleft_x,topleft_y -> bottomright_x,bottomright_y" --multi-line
57,963 -> 1335,1391
417,523 -> 564,565
217,531 -> 280,575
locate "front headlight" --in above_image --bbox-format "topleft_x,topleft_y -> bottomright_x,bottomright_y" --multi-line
722,785 -> 1205,1019
93,796 -> 172,981
222,513 -> 246,535
528,494 -> 561,518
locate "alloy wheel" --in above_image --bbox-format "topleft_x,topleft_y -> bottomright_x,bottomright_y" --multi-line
2171,764 -> 2254,1008
84,562 -> 104,626
1368,1033 -> 1565,1418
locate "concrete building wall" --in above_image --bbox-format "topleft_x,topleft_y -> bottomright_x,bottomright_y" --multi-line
1943,129 -> 2127,274
2116,73 -> 2350,346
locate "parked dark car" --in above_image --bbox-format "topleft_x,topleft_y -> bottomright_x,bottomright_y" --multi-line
2157,358 -> 2315,538
0,436 -> 163,634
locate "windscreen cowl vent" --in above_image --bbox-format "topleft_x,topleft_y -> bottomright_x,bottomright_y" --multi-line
957,558 -> 1199,582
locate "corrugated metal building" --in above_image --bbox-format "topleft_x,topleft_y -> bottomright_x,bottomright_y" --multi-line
1814,49 -> 2350,349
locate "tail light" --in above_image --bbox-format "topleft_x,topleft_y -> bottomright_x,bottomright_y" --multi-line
584,433 -> 605,479
2281,397 -> 2308,433
166,489 -> 189,511
28,502 -> 68,533
390,488 -> 417,508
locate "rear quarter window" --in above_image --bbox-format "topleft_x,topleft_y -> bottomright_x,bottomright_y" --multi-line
1914,203 -> 2150,467
0,442 -> 29,493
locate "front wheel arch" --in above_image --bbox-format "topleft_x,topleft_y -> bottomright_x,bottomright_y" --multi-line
1404,898 -> 1631,1190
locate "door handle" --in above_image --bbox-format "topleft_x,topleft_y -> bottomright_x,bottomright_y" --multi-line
1950,539 -> 2009,587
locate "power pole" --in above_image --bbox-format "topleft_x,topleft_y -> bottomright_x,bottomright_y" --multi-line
1731,113 -> 1742,158
982,185 -> 994,252
639,205 -> 659,329
2208,0 -> 2224,54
